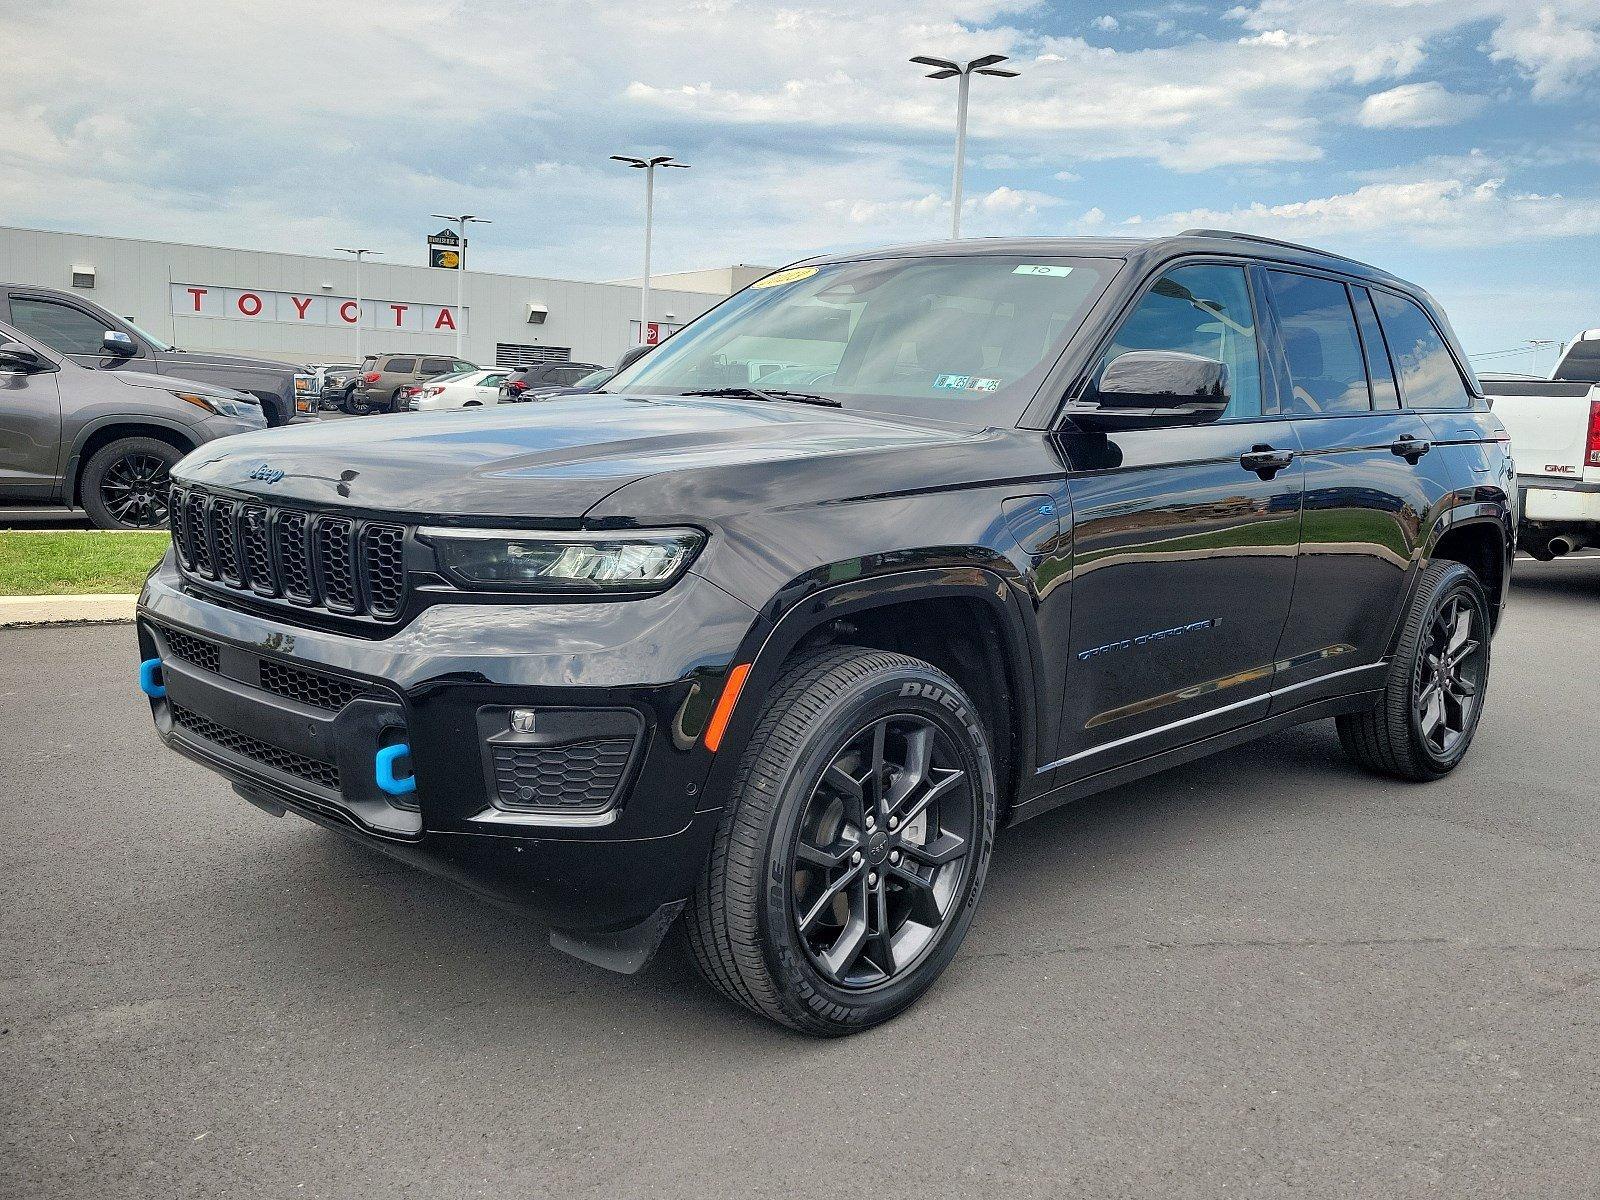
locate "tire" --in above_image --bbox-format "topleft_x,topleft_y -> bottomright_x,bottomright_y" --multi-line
687,646 -> 997,1036
79,436 -> 184,530
1336,561 -> 1491,781
347,391 -> 372,416
390,387 -> 407,412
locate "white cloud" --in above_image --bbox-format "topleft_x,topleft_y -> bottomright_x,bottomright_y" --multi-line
1143,177 -> 1600,248
1489,4 -> 1600,100
1358,82 -> 1487,129
1092,15 -> 1119,32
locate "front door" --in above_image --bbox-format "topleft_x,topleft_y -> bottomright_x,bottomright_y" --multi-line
1053,261 -> 1304,775
0,338 -> 64,499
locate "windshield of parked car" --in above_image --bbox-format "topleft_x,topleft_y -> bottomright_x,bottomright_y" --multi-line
603,254 -> 1117,424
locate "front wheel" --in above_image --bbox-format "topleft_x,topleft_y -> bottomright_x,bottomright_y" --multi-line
346,391 -> 372,416
1337,560 -> 1491,780
79,436 -> 183,530
687,647 -> 997,1036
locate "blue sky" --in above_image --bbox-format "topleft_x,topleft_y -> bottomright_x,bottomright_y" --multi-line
3,0 -> 1597,372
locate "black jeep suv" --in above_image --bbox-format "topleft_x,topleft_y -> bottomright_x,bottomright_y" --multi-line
137,232 -> 1513,1035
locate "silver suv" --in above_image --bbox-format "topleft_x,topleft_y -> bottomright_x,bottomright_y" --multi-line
0,320 -> 265,528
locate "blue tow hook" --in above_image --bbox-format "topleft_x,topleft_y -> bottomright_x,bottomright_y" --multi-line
138,658 -> 166,698
375,743 -> 416,796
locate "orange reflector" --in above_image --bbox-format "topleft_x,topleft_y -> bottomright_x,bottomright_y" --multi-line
703,663 -> 751,752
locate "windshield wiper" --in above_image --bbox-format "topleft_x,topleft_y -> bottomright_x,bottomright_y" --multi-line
684,387 -> 842,409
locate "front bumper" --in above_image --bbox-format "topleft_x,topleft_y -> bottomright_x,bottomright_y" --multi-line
137,554 -> 760,959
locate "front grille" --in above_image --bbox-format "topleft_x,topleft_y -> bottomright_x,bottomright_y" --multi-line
164,627 -> 221,674
170,485 -> 406,622
260,659 -> 373,712
491,738 -> 633,813
171,703 -> 340,790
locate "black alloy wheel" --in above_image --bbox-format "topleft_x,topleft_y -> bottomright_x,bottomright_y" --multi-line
687,646 -> 997,1035
80,437 -> 183,530
1337,560 -> 1492,780
791,714 -> 978,988
1412,592 -> 1485,758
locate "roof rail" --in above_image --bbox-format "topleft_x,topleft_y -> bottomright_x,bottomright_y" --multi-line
1177,228 -> 1372,269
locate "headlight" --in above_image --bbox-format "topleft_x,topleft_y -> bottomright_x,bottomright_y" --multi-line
172,390 -> 262,420
419,527 -> 704,593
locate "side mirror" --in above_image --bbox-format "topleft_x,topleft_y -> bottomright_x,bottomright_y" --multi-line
1068,350 -> 1229,430
0,340 -> 44,372
615,343 -> 653,373
102,330 -> 137,358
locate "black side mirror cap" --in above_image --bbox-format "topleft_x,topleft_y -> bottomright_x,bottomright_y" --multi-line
1066,350 -> 1230,430
0,340 -> 45,372
615,343 -> 653,372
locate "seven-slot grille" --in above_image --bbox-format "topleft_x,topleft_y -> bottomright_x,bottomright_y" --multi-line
171,485 -> 406,621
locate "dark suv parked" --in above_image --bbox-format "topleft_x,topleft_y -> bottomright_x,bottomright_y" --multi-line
135,232 -> 1512,1034
500,360 -> 605,401
0,320 -> 265,528
1,283 -> 311,426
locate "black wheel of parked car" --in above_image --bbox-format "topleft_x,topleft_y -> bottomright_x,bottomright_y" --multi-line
346,390 -> 372,416
687,646 -> 996,1036
80,436 -> 183,530
1337,560 -> 1491,781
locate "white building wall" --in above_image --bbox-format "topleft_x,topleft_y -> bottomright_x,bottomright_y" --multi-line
0,225 -> 731,368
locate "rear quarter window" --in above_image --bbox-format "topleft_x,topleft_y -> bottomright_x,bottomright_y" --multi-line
1372,291 -> 1475,410
384,357 -> 416,374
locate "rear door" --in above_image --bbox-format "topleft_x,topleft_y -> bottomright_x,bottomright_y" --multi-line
1262,270 -> 1456,704
1054,260 -> 1304,772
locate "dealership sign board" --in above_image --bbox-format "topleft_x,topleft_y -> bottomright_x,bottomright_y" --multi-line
170,284 -> 465,334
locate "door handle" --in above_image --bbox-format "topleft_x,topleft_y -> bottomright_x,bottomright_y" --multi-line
1240,445 -> 1295,480
1391,435 -> 1431,463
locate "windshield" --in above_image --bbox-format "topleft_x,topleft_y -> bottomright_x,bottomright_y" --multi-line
603,254 -> 1117,423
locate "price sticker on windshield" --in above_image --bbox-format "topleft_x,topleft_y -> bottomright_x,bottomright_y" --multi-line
1013,264 -> 1074,277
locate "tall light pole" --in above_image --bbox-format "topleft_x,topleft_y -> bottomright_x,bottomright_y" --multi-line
911,54 -> 1020,239
610,155 -> 689,342
430,213 -> 491,357
334,247 -> 381,362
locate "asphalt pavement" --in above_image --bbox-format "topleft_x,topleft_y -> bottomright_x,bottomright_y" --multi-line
3,557 -> 1598,1198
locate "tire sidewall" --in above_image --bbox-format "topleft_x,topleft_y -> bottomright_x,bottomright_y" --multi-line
1405,565 -> 1491,773
756,666 -> 997,1031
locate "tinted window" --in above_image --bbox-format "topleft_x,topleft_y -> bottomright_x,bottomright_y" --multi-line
1352,289 -> 1399,409
1264,271 -> 1370,414
385,357 -> 416,374
1554,338 -> 1600,384
420,357 -> 453,375
1100,263 -> 1263,419
1372,291 -> 1474,410
10,298 -> 116,356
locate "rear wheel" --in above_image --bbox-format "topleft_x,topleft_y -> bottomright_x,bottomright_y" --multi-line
346,390 -> 372,416
1337,561 -> 1490,780
80,436 -> 183,530
687,646 -> 997,1036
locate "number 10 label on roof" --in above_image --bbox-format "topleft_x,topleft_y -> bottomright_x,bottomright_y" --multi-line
1013,264 -> 1074,277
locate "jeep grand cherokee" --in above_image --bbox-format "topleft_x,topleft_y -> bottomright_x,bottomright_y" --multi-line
136,231 -> 1513,1035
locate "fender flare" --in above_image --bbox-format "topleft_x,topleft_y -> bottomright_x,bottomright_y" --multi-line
696,564 -> 1043,815
64,414 -> 200,506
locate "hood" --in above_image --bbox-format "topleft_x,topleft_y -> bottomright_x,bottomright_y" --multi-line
116,370 -> 257,404
173,392 -> 984,521
160,347 -> 305,374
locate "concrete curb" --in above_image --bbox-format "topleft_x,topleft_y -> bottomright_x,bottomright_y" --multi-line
0,593 -> 139,628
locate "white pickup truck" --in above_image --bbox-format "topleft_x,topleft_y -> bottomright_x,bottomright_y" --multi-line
1481,329 -> 1600,560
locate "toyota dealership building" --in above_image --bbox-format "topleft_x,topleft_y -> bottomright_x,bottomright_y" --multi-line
0,224 -> 770,369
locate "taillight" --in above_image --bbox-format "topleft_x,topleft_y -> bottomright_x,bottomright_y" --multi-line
363,372 -> 381,384
1588,400 -> 1600,468
506,379 -> 527,393
424,386 -> 444,397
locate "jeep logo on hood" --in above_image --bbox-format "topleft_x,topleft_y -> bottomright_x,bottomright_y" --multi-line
248,463 -> 285,484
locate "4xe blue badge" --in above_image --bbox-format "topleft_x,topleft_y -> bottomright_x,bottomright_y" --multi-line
248,463 -> 285,484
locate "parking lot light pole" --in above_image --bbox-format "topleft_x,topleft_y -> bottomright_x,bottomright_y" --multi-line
610,155 -> 689,342
334,247 -> 381,362
910,54 -> 1020,239
430,213 -> 490,357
